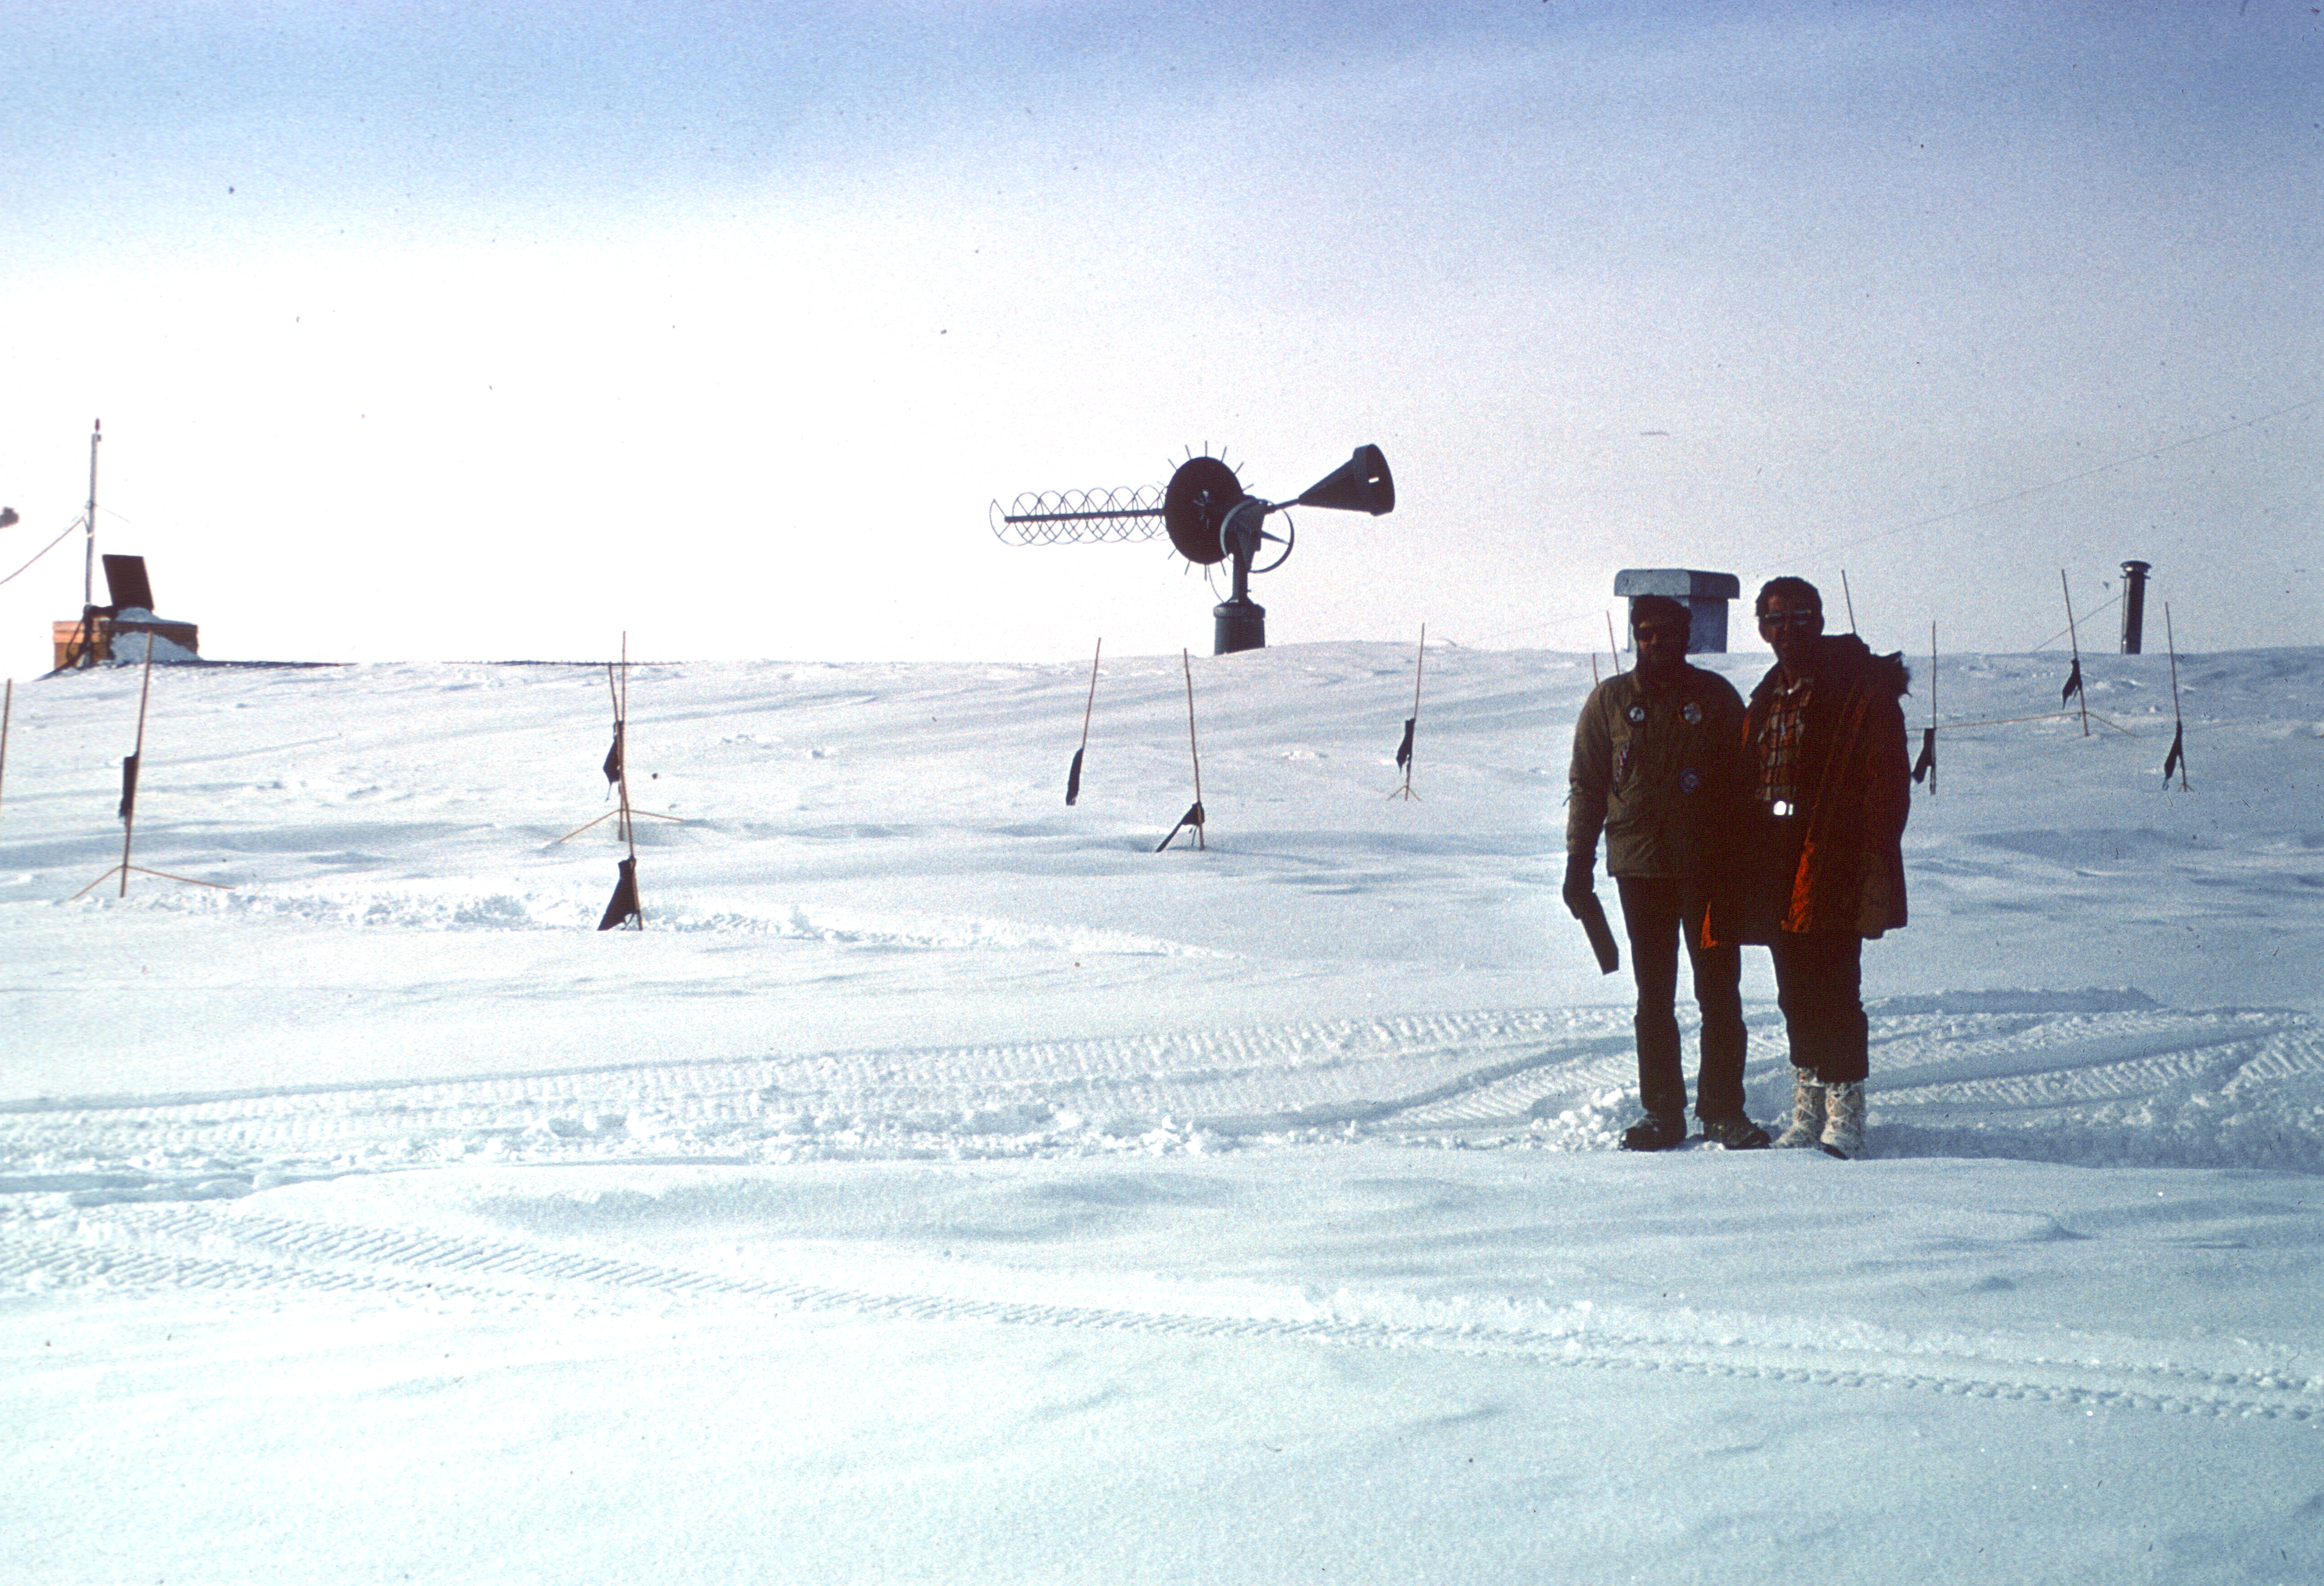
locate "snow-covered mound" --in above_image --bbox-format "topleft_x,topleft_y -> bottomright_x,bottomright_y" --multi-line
1,643 -> 2318,1583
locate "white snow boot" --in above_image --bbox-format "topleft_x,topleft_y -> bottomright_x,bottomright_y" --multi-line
1820,1080 -> 1866,1158
1774,1068 -> 1825,1148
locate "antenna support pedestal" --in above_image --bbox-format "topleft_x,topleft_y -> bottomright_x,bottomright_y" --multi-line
1214,594 -> 1266,654
1212,501 -> 1277,654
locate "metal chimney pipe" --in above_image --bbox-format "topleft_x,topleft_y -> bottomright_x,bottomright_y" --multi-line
2120,560 -> 2151,654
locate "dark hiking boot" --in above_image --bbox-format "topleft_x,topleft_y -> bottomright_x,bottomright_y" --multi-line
1620,1112 -> 1688,1151
1699,1113 -> 1771,1151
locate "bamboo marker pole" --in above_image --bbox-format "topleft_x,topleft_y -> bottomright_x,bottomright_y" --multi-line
2165,603 -> 2191,791
0,678 -> 11,816
1928,621 -> 1938,795
617,633 -> 642,925
1183,647 -> 1204,850
1392,624 -> 1424,800
1606,611 -> 1623,673
2062,570 -> 2091,737
1841,569 -> 1858,632
68,637 -> 228,901
618,633 -> 635,862
1156,649 -> 1207,851
606,654 -> 628,846
590,631 -> 648,931
119,636 -> 157,895
1081,639 -> 1102,742
559,635 -> 679,846
1067,638 -> 1100,805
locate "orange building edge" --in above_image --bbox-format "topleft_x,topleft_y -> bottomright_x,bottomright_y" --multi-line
53,617 -> 201,669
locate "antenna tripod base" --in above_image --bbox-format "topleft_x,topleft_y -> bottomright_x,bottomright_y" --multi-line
68,865 -> 231,902
1213,595 -> 1266,655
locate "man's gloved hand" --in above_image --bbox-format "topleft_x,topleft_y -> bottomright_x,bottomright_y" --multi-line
1562,850 -> 1596,917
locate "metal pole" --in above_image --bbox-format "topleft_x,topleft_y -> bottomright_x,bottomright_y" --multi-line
84,419 -> 100,610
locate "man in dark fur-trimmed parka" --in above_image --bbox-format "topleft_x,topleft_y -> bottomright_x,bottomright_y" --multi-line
1715,576 -> 1912,1158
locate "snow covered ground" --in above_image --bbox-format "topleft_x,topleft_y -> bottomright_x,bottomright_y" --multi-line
2,640 -> 2319,1584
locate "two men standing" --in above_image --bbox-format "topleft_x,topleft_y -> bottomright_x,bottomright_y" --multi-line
1565,579 -> 1911,1157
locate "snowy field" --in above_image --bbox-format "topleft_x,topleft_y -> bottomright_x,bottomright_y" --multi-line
2,640 -> 2319,1584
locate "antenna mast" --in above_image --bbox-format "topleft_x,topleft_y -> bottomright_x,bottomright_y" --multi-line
79,420 -> 103,668
83,419 -> 101,611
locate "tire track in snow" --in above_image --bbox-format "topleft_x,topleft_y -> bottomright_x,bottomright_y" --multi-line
1871,1008 -> 2293,1106
0,1009 -> 1641,1185
0,1008 -> 1609,1116
8,1204 -> 2315,1428
3,1006 -> 2317,1186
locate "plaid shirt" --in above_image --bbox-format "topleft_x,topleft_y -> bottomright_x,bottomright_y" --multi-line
1756,673 -> 1814,809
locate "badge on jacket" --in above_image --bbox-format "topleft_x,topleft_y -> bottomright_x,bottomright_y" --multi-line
1627,704 -> 1647,723
1681,702 -> 1702,725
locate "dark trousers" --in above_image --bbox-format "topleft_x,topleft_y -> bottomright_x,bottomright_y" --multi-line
1614,876 -> 1747,1119
1769,932 -> 1868,1084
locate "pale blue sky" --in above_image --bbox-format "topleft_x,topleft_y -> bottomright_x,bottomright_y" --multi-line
2,1 -> 2317,675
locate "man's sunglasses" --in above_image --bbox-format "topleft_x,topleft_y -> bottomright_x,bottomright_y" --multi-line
1633,623 -> 1688,643
1757,610 -> 1820,630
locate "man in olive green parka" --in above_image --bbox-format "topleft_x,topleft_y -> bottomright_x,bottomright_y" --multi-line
1566,596 -> 1762,1151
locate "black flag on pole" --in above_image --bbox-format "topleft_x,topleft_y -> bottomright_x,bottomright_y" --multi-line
2162,722 -> 2185,783
1395,717 -> 1415,772
119,753 -> 141,822
1911,726 -> 1936,786
597,855 -> 641,930
1065,746 -> 1084,806
602,726 -> 624,788
1155,801 -> 1205,853
2060,657 -> 2083,706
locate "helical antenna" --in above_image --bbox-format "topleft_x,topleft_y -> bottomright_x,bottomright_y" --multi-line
989,484 -> 1166,546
